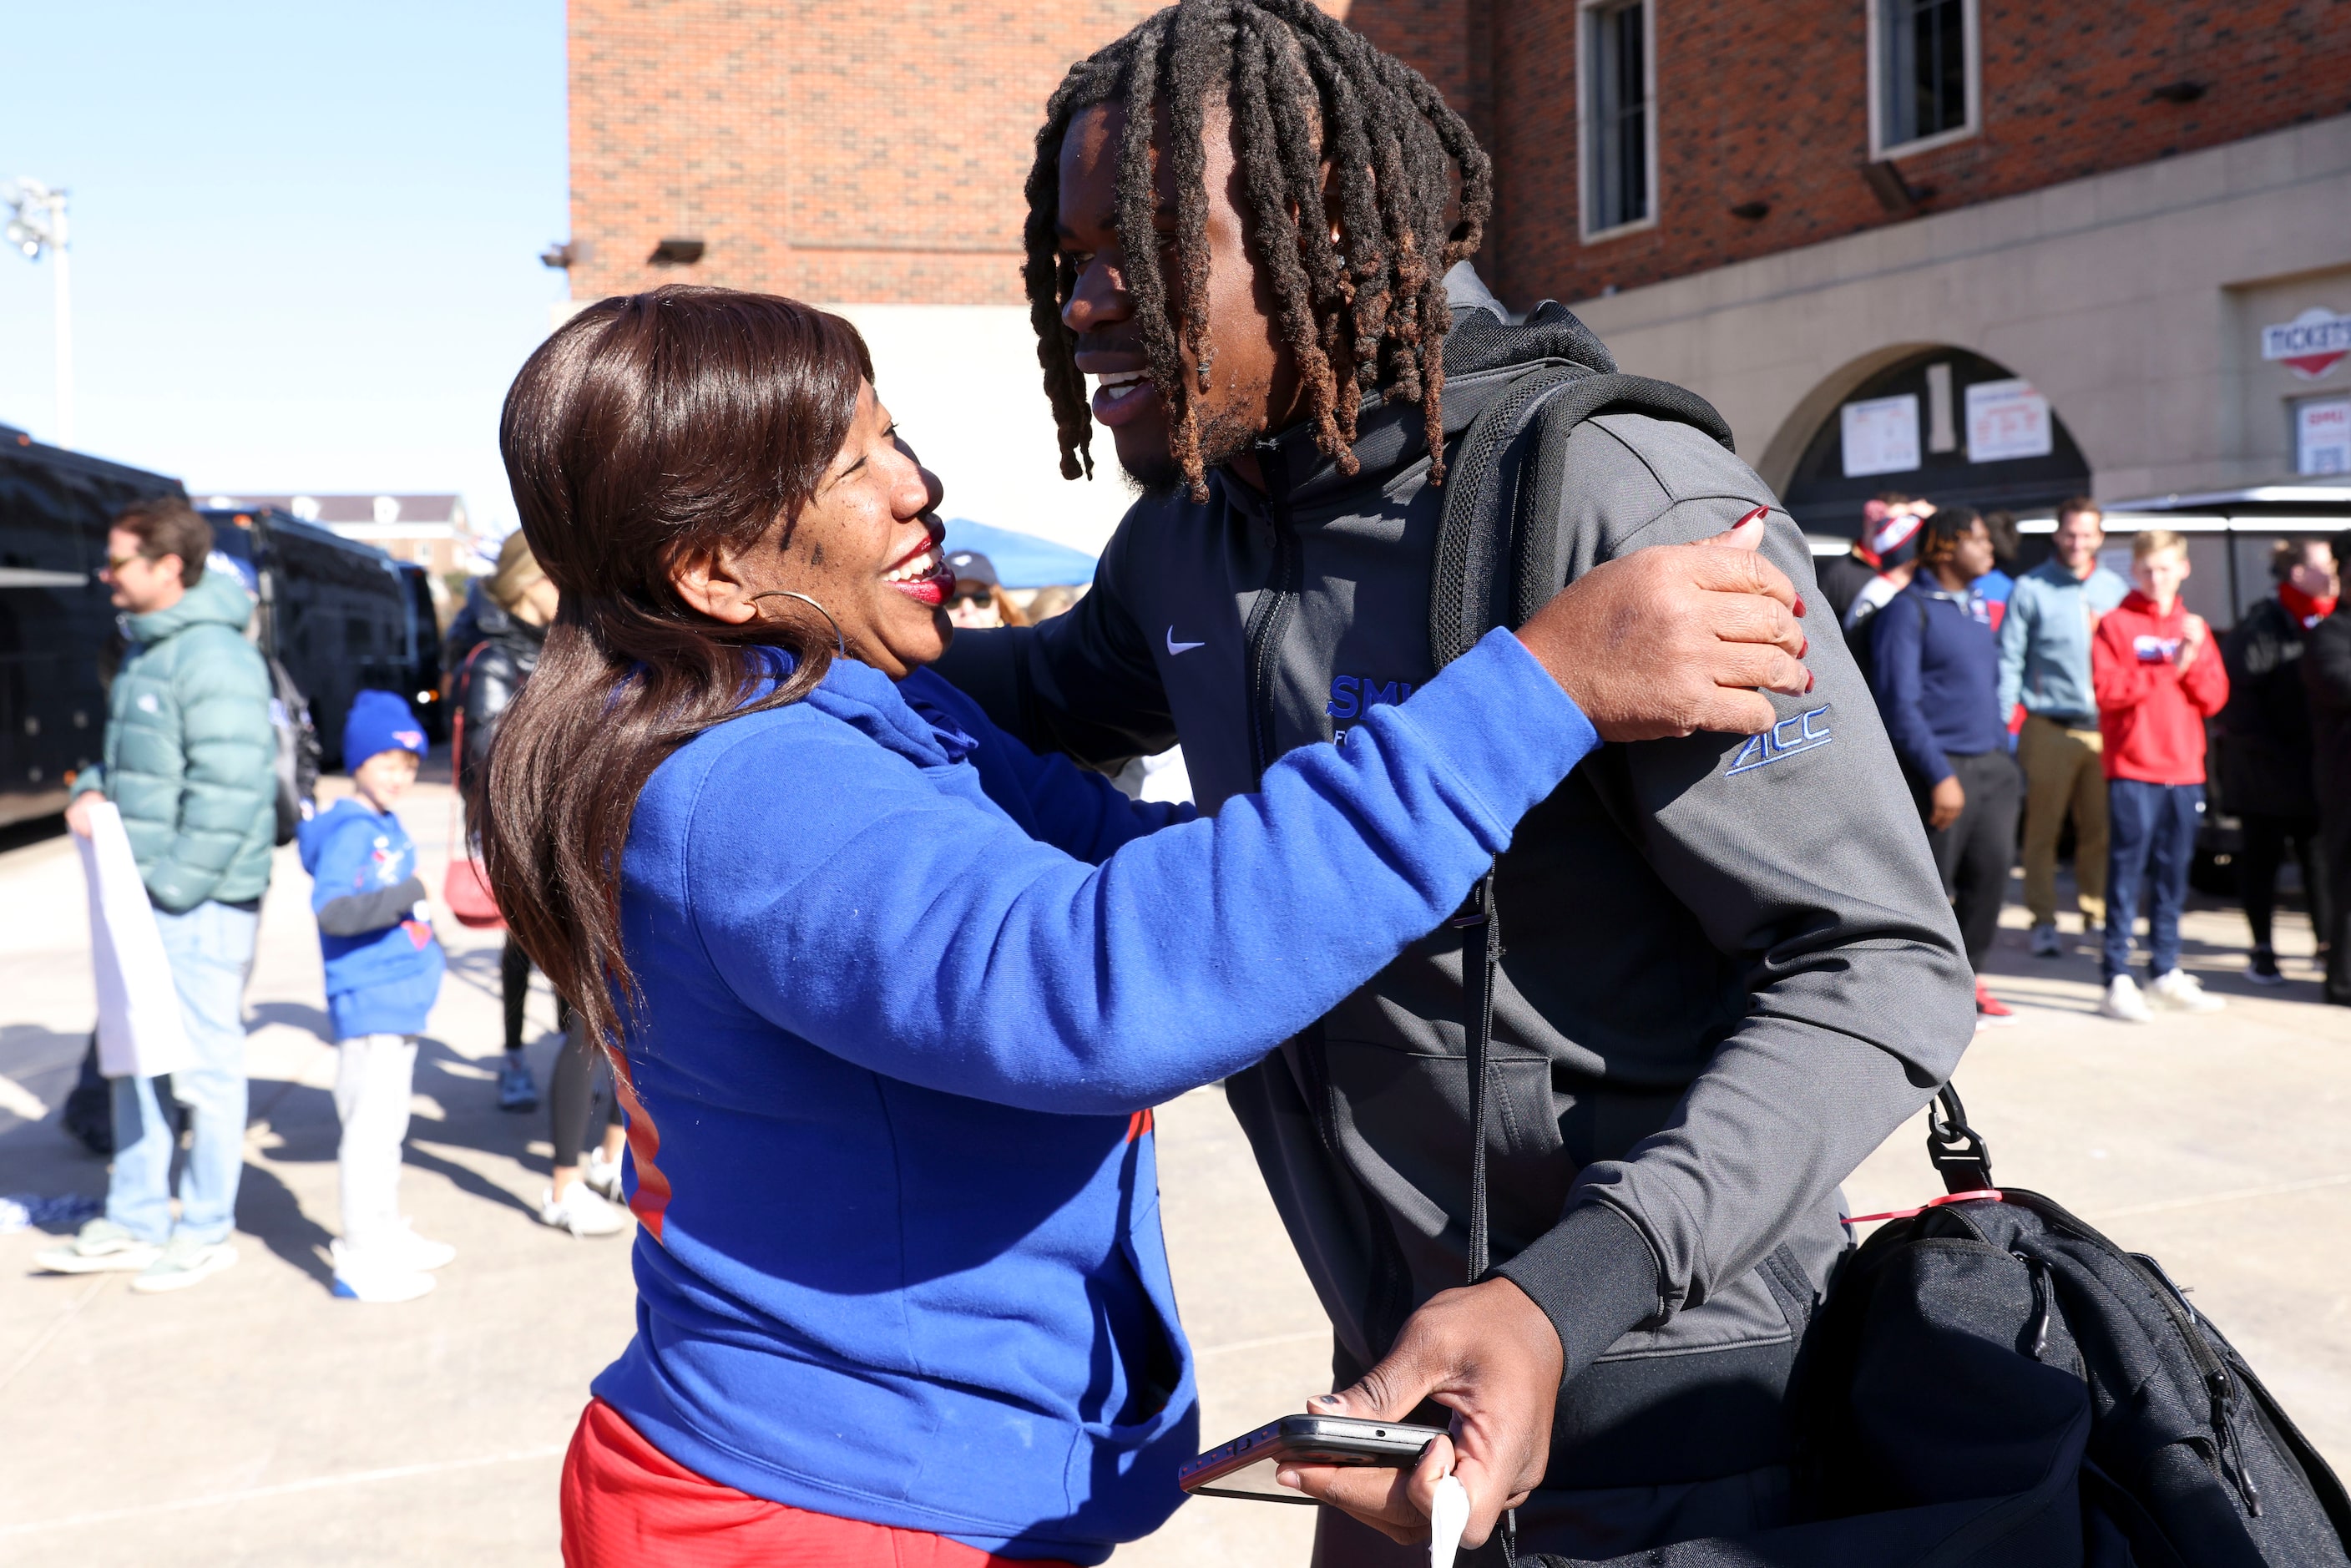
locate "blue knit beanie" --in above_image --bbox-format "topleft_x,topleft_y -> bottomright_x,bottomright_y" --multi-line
343,689 -> 428,770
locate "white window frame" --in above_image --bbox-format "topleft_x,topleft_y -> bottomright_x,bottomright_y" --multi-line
1866,0 -> 1981,161
1577,0 -> 1660,243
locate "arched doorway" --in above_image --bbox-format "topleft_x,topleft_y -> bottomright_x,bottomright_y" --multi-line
1778,347 -> 2091,538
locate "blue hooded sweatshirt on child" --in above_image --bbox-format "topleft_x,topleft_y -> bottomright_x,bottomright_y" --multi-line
589,628 -> 1597,1563
296,797 -> 445,1039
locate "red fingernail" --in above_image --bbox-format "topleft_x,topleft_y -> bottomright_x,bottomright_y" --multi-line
1806,670 -> 1817,693
1794,594 -> 1807,619
1798,635 -> 1810,658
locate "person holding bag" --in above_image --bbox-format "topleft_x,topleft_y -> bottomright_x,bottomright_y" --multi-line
41,498 -> 277,1294
453,532 -> 562,1115
455,531 -> 629,1232
479,286 -> 1811,1566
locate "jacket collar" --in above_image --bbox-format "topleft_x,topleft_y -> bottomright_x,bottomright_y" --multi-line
127,571 -> 252,645
799,655 -> 975,770
1207,264 -> 1615,522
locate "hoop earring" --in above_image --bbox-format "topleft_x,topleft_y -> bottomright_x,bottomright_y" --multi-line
749,590 -> 847,658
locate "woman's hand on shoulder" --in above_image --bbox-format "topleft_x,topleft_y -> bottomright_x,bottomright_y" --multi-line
1516,511 -> 1811,741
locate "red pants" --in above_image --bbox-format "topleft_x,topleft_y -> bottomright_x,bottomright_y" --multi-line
561,1399 -> 1079,1567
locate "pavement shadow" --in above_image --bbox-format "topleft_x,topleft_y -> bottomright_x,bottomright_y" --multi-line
0,1024 -> 110,1196
235,1158 -> 338,1287
249,998 -> 335,1043
440,941 -> 513,1008
248,1034 -> 560,1223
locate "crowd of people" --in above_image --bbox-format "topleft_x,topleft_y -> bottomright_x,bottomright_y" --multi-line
1824,490 -> 2347,1025
24,3 -> 2351,1563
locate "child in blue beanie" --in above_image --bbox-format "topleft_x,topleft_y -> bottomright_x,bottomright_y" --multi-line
296,690 -> 453,1302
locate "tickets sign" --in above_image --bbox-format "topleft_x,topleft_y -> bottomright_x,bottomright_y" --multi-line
2263,307 -> 2351,381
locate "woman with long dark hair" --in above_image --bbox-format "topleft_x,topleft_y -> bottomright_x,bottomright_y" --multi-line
483,287 -> 1806,1565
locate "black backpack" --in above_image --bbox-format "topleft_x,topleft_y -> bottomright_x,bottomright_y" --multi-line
265,653 -> 321,846
1511,1094 -> 2351,1567
1430,363 -> 2351,1566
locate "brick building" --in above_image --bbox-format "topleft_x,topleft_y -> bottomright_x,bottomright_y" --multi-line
561,1 -> 2351,563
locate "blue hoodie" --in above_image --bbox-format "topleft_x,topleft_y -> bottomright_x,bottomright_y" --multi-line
296,798 -> 446,1039
589,627 -> 1596,1562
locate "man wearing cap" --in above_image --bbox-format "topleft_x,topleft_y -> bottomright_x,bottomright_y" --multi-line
1839,498 -> 1931,670
42,495 -> 277,1294
1816,493 -> 1911,625
1999,496 -> 2131,959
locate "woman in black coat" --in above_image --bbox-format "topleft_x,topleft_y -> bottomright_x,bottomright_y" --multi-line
2222,539 -> 2339,984
458,534 -> 629,1237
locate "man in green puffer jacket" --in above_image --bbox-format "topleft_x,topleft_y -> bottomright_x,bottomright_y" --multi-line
39,496 -> 276,1295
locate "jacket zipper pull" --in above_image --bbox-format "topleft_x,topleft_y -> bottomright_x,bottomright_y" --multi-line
2014,1252 -> 2053,1361
2209,1368 -> 2263,1516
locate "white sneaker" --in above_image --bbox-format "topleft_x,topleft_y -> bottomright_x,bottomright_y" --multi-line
2148,969 -> 2226,1013
386,1219 -> 457,1272
2101,974 -> 2155,1024
2030,923 -> 2062,959
34,1218 -> 161,1275
129,1235 -> 240,1294
585,1147 -> 626,1205
539,1181 -> 628,1237
331,1240 -> 437,1303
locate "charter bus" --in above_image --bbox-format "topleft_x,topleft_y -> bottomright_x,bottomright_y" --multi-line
0,429 -> 437,827
201,506 -> 446,762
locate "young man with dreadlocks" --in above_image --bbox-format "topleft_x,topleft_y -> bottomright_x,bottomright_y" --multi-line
935,3 -> 1975,1561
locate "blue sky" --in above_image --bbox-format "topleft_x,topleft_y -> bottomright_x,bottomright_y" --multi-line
0,1 -> 568,539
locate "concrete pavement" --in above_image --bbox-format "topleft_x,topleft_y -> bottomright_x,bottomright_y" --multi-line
3,774 -> 2347,1565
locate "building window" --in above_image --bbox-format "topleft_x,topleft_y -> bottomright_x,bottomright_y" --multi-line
1580,0 -> 1655,239
1872,0 -> 1979,158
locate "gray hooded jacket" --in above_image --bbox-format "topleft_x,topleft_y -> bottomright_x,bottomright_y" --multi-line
938,268 -> 1974,1478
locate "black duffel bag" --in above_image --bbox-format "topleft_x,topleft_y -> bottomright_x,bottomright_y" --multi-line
1508,1088 -> 2351,1567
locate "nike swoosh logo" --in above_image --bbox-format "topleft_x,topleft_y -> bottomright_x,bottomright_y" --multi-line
1166,626 -> 1206,655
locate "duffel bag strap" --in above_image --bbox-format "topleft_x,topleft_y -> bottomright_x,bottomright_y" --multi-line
1926,1083 -> 1995,1195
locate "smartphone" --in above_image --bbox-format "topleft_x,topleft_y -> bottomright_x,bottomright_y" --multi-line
1179,1414 -> 1449,1504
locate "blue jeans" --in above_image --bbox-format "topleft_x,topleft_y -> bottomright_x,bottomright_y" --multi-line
2103,780 -> 2202,984
107,899 -> 260,1246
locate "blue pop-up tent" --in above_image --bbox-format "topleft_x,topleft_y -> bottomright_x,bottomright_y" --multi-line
941,518 -> 1100,587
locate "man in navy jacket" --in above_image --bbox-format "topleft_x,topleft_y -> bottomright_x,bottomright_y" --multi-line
1873,507 -> 2020,1024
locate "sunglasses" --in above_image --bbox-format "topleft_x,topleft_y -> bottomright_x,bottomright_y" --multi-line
103,552 -> 149,574
946,589 -> 993,609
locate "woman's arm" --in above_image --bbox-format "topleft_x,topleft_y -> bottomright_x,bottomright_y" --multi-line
676,629 -> 1595,1114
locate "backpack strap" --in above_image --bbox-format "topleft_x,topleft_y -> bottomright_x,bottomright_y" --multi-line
1423,363 -> 1738,1567
1428,363 -> 1738,1287
1429,369 -> 1737,668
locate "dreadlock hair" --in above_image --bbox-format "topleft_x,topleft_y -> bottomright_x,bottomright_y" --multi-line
1022,0 -> 1493,502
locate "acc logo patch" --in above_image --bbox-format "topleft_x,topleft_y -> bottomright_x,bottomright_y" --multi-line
1726,705 -> 1831,776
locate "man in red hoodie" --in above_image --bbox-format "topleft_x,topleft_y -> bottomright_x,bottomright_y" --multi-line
2094,529 -> 2232,1021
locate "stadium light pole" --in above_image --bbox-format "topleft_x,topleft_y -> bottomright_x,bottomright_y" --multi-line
5,179 -> 73,449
